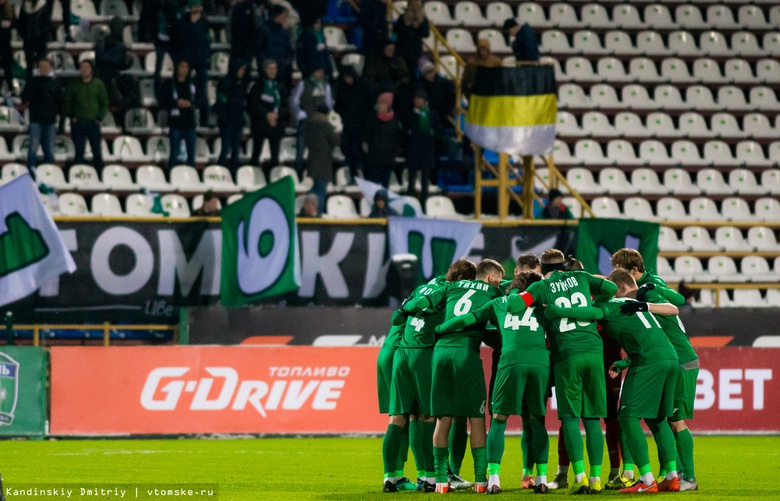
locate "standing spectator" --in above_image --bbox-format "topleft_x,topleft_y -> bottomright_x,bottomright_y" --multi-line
138,0 -> 158,43
418,61 -> 455,123
365,40 -> 409,95
18,0 -> 51,83
22,57 -> 62,175
363,92 -> 400,188
95,17 -> 130,107
161,60 -> 197,167
48,0 -> 72,42
214,59 -> 248,173
503,18 -> 540,63
262,5 -> 293,88
247,59 -> 286,178
154,0 -> 185,96
227,0 -> 265,78
0,0 -> 14,94
304,104 -> 337,216
462,38 -> 503,98
64,60 -> 109,175
540,188 -> 573,219
393,0 -> 429,77
290,66 -> 333,175
406,88 -> 440,204
176,0 -> 211,126
334,64 -> 373,182
296,18 -> 332,80
358,0 -> 390,62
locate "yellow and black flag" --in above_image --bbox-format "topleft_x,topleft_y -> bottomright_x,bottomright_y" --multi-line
464,64 -> 557,156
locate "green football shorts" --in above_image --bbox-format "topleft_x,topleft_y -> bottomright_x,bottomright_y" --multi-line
553,352 -> 607,419
620,359 -> 679,419
430,346 -> 486,418
389,348 -> 433,416
671,365 -> 699,422
376,344 -> 398,414
491,363 -> 549,417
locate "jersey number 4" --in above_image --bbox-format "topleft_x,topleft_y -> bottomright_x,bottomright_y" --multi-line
411,317 -> 425,332
503,307 -> 539,331
554,292 -> 590,332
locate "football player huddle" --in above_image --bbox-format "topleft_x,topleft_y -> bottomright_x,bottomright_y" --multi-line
377,248 -> 699,494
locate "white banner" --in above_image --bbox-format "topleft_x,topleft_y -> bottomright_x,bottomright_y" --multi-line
0,175 -> 76,307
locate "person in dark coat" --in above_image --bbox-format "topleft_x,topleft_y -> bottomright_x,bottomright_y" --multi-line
365,40 -> 410,95
95,17 -> 130,107
304,104 -> 338,216
248,59 -> 286,178
418,61 -> 455,124
0,0 -> 15,93
333,64 -> 372,182
227,0 -> 265,76
393,0 -> 429,77
176,0 -> 211,126
262,5 -> 292,88
18,0 -> 50,83
22,57 -> 63,174
358,0 -> 389,61
405,88 -> 440,205
290,66 -> 333,175
154,0 -> 186,96
364,92 -> 401,188
296,18 -> 332,80
215,59 -> 248,173
161,59 -> 197,167
503,18 -> 540,63
368,189 -> 399,218
540,188 -> 573,219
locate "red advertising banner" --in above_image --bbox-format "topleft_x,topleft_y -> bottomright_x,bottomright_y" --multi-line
50,346 -> 388,435
50,346 -> 780,435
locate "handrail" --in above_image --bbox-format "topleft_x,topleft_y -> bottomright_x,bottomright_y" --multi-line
12,323 -> 178,347
544,156 -> 595,218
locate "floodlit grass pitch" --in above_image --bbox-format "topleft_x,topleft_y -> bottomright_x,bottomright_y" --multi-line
2,436 -> 779,499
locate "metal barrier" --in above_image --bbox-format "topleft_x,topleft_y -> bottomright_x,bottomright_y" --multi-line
12,323 -> 179,347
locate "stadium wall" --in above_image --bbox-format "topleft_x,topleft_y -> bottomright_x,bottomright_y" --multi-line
47,346 -> 779,436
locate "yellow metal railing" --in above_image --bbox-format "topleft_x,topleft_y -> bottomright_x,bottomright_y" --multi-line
12,323 -> 178,347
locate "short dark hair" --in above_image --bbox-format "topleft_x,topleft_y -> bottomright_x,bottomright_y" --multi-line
476,259 -> 505,279
446,258 -> 477,282
516,253 -> 540,271
607,268 -> 636,290
508,270 -> 543,293
611,248 -> 645,273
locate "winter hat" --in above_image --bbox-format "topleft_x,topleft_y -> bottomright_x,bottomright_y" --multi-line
414,88 -> 428,101
548,188 -> 563,201
503,18 -> 519,31
420,61 -> 435,74
315,104 -> 331,115
378,92 -> 394,107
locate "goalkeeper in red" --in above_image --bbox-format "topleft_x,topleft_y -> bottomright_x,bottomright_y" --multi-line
516,249 -> 617,494
546,268 -> 682,493
435,270 -> 551,494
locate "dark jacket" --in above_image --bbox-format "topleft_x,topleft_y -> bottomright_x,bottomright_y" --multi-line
22,74 -> 63,124
365,54 -> 409,93
156,0 -> 184,46
393,16 -> 429,69
263,19 -> 292,71
176,14 -> 211,68
64,78 -> 109,121
365,115 -> 400,165
160,77 -> 197,129
0,5 -> 15,45
247,77 -> 286,132
303,115 -> 337,181
541,203 -> 573,219
419,75 -> 455,123
512,23 -> 540,62
215,72 -> 247,126
95,18 -> 129,81
358,0 -> 389,56
296,25 -> 331,78
333,68 -> 373,133
17,0 -> 50,45
228,0 -> 260,58
407,107 -> 441,158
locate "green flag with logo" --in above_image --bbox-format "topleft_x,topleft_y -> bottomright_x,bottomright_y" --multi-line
220,177 -> 300,307
576,218 -> 659,276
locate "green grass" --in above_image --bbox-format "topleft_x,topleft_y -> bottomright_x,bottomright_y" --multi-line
2,436 -> 779,499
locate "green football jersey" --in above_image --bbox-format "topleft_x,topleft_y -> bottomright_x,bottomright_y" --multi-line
645,289 -> 698,364
599,298 -> 678,366
383,322 -> 405,348
637,270 -> 685,306
401,283 -> 445,348
483,296 -> 549,369
409,279 -> 504,351
525,270 -> 617,359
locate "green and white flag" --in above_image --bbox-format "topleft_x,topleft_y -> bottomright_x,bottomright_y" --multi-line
220,177 -> 300,307
0,175 -> 76,307
576,218 -> 660,276
388,217 -> 482,283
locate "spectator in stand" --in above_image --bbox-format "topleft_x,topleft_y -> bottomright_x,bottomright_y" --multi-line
368,189 -> 399,218
365,40 -> 409,95
358,0 -> 390,63
298,193 -> 321,217
290,65 -> 333,175
194,191 -> 221,215
393,0 -> 429,77
154,0 -> 186,96
334,64 -> 373,182
227,0 -> 267,82
297,18 -> 332,80
405,88 -> 440,204
418,61 -> 455,123
540,188 -> 573,219
95,17 -> 130,107
462,38 -> 503,98
304,104 -> 338,217
248,59 -> 286,178
364,92 -> 400,188
138,0 -> 158,43
161,60 -> 197,167
64,60 -> 109,175
18,0 -> 51,83
503,18 -> 540,63
50,0 -> 72,42
0,0 -> 15,94
263,5 -> 293,88
215,59 -> 248,174
176,0 -> 211,127
22,57 -> 62,176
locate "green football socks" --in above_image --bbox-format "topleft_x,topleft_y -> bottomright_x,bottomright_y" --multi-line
486,418 -> 507,464
583,417 -> 604,470
383,424 -> 403,478
530,415 -> 549,464
561,417 -> 585,480
521,413 -> 534,471
472,446 -> 487,483
395,422 -> 409,474
423,421 -> 436,481
409,420 -> 424,476
449,421 -> 468,475
674,427 -> 695,479
434,446 -> 449,483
